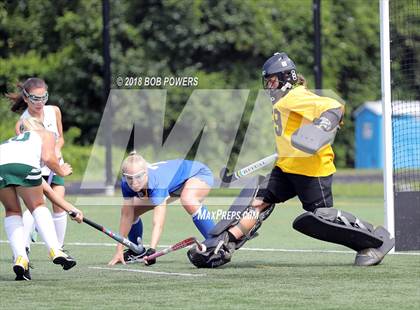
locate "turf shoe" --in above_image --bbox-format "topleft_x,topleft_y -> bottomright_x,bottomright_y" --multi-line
123,247 -> 147,263
13,255 -> 31,281
49,248 -> 77,270
11,247 -> 30,264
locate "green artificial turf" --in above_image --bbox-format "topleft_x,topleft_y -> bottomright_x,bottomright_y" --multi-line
0,193 -> 419,310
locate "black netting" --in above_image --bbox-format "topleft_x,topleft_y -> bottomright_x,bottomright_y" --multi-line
390,0 -> 420,192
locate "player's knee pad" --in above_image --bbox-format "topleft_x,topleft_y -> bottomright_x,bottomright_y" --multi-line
292,208 -> 386,252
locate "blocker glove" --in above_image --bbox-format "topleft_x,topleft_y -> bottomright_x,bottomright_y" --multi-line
144,248 -> 156,266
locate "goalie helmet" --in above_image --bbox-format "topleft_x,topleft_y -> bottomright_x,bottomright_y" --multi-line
262,52 -> 298,103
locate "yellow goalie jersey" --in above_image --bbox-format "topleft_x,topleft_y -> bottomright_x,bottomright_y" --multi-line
272,85 -> 343,177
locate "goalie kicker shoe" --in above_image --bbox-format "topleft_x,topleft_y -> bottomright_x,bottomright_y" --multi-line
13,255 -> 31,281
188,231 -> 237,268
49,248 -> 77,270
124,247 -> 147,263
354,226 -> 395,266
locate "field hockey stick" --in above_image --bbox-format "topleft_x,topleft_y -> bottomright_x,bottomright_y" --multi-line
143,237 -> 204,263
48,133 -> 61,185
220,153 -> 278,184
68,211 -> 144,254
47,171 -> 54,184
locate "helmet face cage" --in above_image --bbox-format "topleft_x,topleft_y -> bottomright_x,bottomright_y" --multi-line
261,52 -> 298,103
262,69 -> 298,91
262,73 -> 280,90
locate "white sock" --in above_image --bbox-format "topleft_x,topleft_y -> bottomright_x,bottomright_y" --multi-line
22,209 -> 35,249
52,211 -> 67,248
32,206 -> 60,250
4,215 -> 28,261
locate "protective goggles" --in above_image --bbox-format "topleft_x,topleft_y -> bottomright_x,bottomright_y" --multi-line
23,88 -> 49,104
123,170 -> 146,182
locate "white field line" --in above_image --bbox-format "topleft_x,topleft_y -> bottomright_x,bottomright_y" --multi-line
74,197 -> 238,207
1,240 -> 419,256
72,197 -> 382,208
89,266 -> 206,277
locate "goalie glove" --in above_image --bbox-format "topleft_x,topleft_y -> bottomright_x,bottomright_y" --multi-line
291,107 -> 343,154
291,123 -> 337,154
314,116 -> 333,131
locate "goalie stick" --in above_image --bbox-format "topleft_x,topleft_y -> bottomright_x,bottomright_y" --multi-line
220,153 -> 277,184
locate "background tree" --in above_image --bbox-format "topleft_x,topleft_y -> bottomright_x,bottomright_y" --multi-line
0,0 -> 389,168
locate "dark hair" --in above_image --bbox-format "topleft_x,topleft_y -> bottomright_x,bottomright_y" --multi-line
296,74 -> 307,87
5,78 -> 48,113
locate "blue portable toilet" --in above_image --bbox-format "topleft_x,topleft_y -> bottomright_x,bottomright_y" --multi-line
392,101 -> 420,169
354,101 -> 383,168
354,100 -> 420,169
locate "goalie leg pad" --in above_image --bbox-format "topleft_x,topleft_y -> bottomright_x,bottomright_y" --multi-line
188,176 -> 275,268
209,175 -> 275,246
315,208 -> 375,232
292,208 -> 384,252
234,204 -> 275,249
209,176 -> 264,237
188,203 -> 275,268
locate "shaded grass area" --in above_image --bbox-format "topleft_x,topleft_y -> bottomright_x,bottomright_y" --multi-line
1,195 -> 419,309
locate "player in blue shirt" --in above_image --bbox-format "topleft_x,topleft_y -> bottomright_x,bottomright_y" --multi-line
108,151 -> 215,265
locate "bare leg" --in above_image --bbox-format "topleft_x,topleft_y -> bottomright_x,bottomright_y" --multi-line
179,178 -> 211,215
180,178 -> 214,238
228,199 -> 271,239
